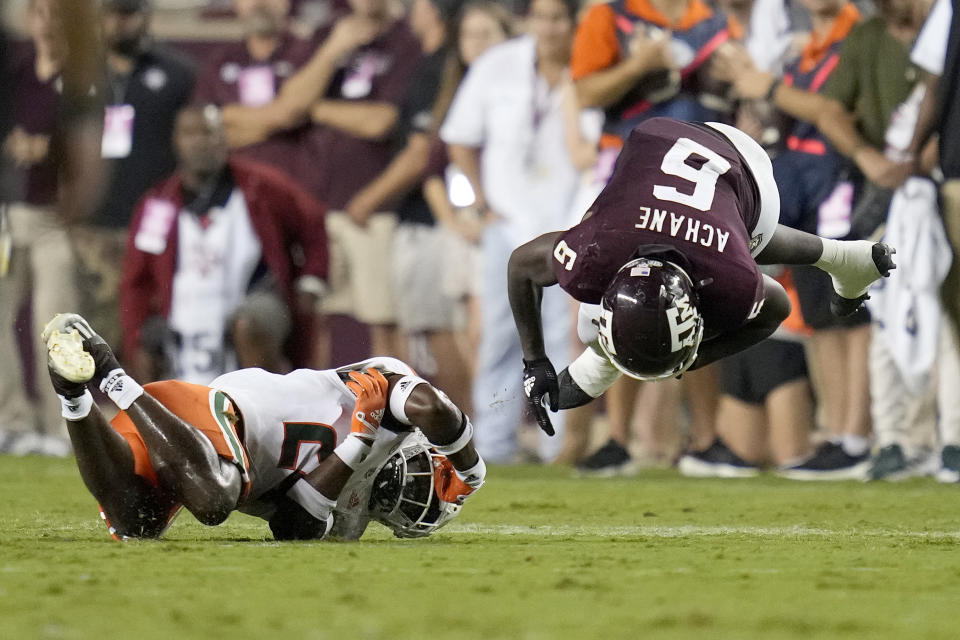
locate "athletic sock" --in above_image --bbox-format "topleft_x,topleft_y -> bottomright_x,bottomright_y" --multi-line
99,368 -> 144,411
841,434 -> 870,458
814,239 -> 880,299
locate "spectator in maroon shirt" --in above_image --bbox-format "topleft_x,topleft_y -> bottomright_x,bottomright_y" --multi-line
0,0 -> 78,456
194,0 -> 321,192
222,0 -> 422,362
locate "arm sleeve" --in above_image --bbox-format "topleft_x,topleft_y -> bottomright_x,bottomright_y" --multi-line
567,345 -> 622,398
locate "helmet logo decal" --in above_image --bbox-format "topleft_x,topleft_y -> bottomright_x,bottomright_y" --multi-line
665,293 -> 700,352
598,306 -> 617,355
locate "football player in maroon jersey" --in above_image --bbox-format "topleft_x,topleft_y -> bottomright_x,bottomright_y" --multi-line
509,117 -> 895,434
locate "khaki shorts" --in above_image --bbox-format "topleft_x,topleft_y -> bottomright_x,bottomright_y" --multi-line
321,211 -> 397,325
393,223 -> 459,332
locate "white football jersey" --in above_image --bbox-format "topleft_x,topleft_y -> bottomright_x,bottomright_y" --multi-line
209,357 -> 416,527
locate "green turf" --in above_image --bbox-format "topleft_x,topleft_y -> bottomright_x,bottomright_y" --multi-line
3,457 -> 960,639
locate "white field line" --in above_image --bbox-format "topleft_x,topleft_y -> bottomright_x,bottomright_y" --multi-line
445,523 -> 960,539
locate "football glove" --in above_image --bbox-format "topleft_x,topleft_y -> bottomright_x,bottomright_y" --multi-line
345,368 -> 389,441
432,456 -> 479,505
523,358 -> 559,436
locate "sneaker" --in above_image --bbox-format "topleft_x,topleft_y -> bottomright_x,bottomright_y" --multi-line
575,439 -> 635,477
867,444 -> 908,481
777,441 -> 870,480
677,439 -> 759,478
868,444 -> 938,481
937,445 -> 960,483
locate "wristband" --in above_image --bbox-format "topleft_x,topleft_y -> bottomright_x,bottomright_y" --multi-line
388,375 -> 429,425
59,389 -> 94,420
433,414 -> 474,456
99,368 -> 144,411
334,433 -> 372,470
455,456 -> 486,490
286,478 -> 338,524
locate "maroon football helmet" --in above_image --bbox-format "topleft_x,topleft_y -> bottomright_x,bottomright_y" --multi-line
597,251 -> 704,380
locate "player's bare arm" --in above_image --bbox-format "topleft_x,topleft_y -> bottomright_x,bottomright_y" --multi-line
507,231 -> 565,434
687,274 -> 790,370
379,372 -> 486,503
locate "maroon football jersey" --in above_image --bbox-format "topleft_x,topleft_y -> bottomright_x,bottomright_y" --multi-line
554,117 -> 766,334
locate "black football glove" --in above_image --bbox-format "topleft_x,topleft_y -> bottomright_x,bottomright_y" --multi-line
523,358 -> 559,436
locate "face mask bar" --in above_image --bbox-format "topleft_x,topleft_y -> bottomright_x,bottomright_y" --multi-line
369,438 -> 461,538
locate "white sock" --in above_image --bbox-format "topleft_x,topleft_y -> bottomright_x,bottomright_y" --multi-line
59,389 -> 94,420
814,239 -> 880,298
841,434 -> 870,457
99,368 -> 144,411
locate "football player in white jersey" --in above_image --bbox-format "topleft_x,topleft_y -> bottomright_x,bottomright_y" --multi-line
41,313 -> 486,540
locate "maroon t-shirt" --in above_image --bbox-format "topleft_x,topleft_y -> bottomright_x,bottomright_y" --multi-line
554,117 -> 765,334
303,19 -> 422,209
194,33 -> 319,192
9,47 -> 60,206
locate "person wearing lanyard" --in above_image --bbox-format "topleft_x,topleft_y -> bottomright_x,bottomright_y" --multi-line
72,0 -> 195,357
440,0 -> 581,464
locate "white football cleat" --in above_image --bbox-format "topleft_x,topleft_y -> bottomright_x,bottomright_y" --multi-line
42,313 -> 96,384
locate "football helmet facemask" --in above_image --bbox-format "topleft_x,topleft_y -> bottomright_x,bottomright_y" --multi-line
368,436 -> 461,539
597,253 -> 704,381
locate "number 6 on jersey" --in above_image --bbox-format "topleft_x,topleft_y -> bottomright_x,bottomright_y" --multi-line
653,137 -> 732,212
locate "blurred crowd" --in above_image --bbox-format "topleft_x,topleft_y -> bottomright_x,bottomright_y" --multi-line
2,0 -> 959,485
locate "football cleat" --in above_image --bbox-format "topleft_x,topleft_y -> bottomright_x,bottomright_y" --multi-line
42,314 -> 96,387
42,313 -> 121,388
829,242 -> 896,316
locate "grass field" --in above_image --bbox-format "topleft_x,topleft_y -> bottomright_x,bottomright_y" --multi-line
3,457 -> 960,640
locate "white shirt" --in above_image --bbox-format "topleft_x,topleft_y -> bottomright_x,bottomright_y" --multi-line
746,0 -> 794,73
911,0 -> 952,75
169,188 -> 262,384
440,36 -> 580,244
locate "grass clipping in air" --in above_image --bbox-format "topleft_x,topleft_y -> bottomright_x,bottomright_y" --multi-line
2,458 -> 960,639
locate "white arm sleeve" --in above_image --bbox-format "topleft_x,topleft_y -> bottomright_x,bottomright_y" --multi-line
286,479 -> 337,527
568,345 -> 623,398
